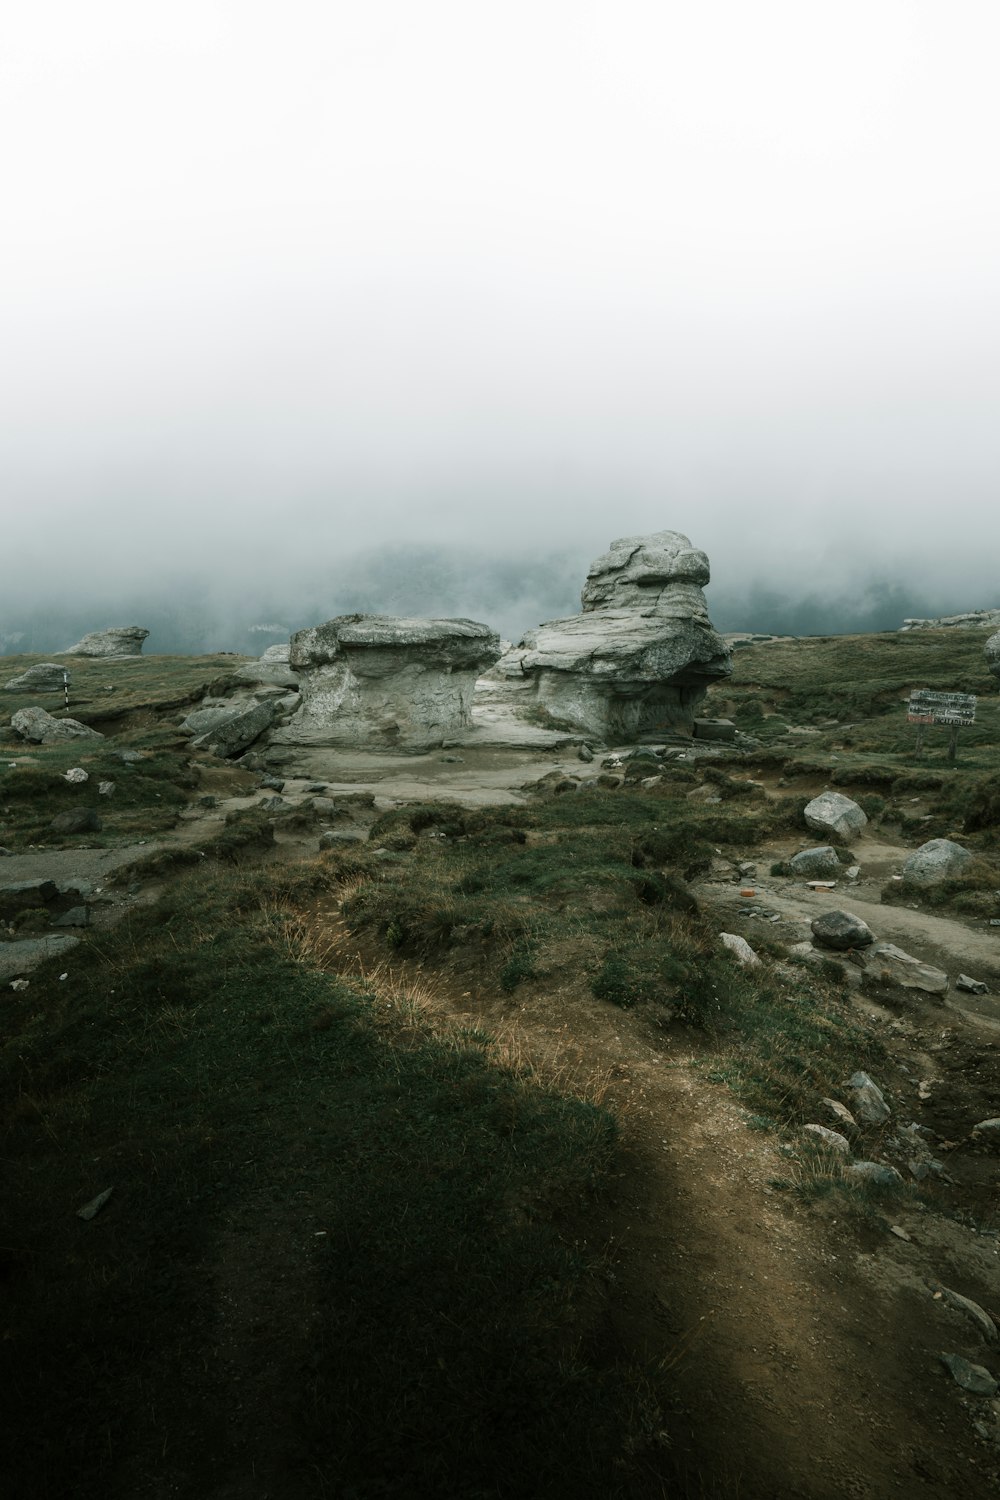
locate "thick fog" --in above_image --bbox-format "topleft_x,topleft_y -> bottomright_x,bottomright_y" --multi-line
3,3 -> 999,654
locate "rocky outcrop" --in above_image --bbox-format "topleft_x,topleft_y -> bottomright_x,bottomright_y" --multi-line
189,700 -> 277,758
900,609 -> 1000,631
233,643 -> 299,689
11,707 -> 104,743
280,616 -> 502,749
476,531 -> 731,740
3,664 -> 66,693
63,626 -> 148,657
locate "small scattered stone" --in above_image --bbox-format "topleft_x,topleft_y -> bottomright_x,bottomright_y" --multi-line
846,1071 -> 891,1125
577,744 -> 594,762
260,775 -> 285,792
75,1187 -> 113,1221
720,932 -> 759,966
98,781 -> 115,796
803,1124 -> 850,1155
939,1353 -> 998,1397
930,1284 -> 998,1342
822,1097 -> 858,1131
63,767 -> 89,784
259,795 -> 285,811
956,974 -> 988,994
972,1117 -> 1000,1136
889,1225 -> 911,1241
847,1161 -> 902,1186
319,830 -> 367,849
9,978 -> 29,991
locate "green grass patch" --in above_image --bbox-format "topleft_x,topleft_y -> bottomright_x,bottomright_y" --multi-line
0,857 -> 663,1498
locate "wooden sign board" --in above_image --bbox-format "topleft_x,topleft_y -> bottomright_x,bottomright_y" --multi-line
907,690 -> 977,726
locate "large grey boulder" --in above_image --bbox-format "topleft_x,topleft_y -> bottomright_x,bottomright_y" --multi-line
11,707 -> 103,744
3,663 -> 66,693
803,791 -> 867,839
190,700 -> 276,758
811,910 -> 875,950
233,655 -> 299,689
902,838 -> 973,887
788,846 -> 842,880
63,626 -> 148,657
282,616 -> 503,749
477,530 -> 731,739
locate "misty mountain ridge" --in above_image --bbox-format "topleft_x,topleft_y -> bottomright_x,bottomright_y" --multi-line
2,543 -> 996,657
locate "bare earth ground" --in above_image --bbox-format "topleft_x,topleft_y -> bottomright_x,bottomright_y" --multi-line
5,740 -> 1000,1496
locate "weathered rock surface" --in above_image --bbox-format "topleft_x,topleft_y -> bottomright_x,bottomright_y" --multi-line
902,838 -> 973,887
282,616 -> 502,749
477,531 -> 731,739
49,809 -> 103,835
0,879 -> 59,917
847,1161 -> 902,1186
846,1071 -> 891,1125
788,846 -> 842,880
811,910 -> 875,950
986,629 -> 1000,682
63,626 -> 148,657
803,1124 -> 850,1155
930,1284 -> 997,1342
869,943 -> 948,994
11,708 -> 104,744
234,644 -> 300,689
3,663 -> 66,693
939,1354 -> 998,1397
190,700 -> 276,758
900,608 -> 1000,631
803,792 -> 867,839
719,932 -> 759,965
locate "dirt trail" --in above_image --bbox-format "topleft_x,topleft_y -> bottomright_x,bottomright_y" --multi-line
312,898 -> 1000,1499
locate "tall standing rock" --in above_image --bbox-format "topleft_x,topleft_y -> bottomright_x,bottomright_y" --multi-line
280,616 -> 503,749
477,530 -> 731,739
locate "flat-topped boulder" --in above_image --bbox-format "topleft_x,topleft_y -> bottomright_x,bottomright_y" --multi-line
63,626 -> 148,657
281,615 -> 503,748
477,530 -> 730,739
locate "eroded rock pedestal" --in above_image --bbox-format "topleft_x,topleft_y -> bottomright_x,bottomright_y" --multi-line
64,626 -> 149,657
280,615 -> 502,749
477,531 -> 731,739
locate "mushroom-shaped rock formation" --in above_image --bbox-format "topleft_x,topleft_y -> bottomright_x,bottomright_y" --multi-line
63,626 -> 149,657
281,616 -> 503,748
477,531 -> 731,739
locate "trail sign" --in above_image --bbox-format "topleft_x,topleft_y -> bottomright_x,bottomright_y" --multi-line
907,690 -> 976,726
907,690 -> 976,762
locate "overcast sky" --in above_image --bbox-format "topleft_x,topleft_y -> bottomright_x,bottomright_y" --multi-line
3,2 -> 999,630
